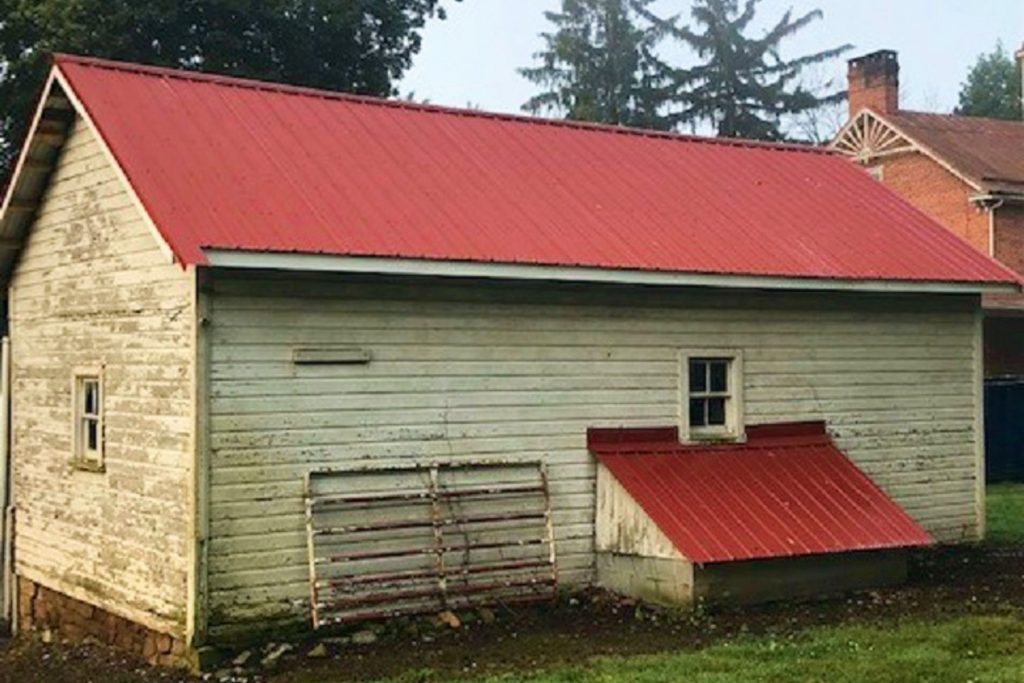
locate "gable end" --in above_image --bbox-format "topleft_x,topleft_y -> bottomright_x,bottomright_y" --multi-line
0,65 -> 176,295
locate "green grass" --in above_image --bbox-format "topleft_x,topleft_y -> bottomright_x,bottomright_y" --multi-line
360,486 -> 1024,683
987,483 -> 1024,544
375,614 -> 1024,683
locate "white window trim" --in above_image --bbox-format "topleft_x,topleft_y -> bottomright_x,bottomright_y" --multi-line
71,367 -> 105,472
679,349 -> 745,443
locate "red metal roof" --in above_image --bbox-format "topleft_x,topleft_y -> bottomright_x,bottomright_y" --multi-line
590,422 -> 933,564
52,54 -> 1019,286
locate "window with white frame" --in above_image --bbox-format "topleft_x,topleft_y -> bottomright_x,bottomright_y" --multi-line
73,372 -> 104,470
682,352 -> 744,441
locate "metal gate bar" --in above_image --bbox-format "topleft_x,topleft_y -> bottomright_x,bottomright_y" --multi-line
305,461 -> 558,628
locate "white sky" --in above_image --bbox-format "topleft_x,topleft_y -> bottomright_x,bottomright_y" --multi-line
401,1 -> 1024,117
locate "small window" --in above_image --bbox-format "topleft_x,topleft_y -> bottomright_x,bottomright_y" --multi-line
73,372 -> 104,471
681,351 -> 744,441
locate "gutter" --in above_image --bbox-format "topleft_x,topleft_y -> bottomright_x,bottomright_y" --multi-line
970,193 -> 1024,206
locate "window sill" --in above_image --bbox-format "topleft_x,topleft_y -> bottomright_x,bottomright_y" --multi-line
687,429 -> 744,444
71,458 -> 105,473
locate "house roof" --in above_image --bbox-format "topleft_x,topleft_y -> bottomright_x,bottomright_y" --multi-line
589,422 -> 933,564
1,53 -> 1019,293
880,111 -> 1024,195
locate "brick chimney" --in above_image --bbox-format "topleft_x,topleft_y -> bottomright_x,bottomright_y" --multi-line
847,50 -> 899,117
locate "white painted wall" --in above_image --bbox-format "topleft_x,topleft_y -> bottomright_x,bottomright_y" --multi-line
594,464 -> 682,560
8,118 -> 193,635
205,271 -> 982,641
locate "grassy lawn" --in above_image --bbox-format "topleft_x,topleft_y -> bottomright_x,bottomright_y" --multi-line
417,614 -> 1024,683
987,483 -> 1024,544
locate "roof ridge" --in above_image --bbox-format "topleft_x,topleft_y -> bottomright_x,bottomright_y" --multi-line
52,52 -> 835,157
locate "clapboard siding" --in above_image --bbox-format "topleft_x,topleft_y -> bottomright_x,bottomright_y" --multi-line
9,118 -> 193,635
205,271 -> 982,640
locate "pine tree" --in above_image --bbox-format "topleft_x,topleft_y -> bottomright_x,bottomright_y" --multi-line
642,0 -> 851,140
956,42 -> 1022,120
519,0 -> 670,130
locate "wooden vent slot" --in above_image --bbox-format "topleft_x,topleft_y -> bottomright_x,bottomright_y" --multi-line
293,346 -> 372,365
304,461 -> 558,628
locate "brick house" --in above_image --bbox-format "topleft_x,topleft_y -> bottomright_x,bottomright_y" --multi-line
833,49 -> 1024,378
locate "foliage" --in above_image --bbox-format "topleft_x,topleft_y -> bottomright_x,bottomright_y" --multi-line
641,0 -> 852,140
987,483 -> 1024,544
518,0 -> 672,130
956,41 -> 1022,120
0,0 -> 457,165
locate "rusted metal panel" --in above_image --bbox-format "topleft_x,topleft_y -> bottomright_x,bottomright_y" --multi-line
53,54 -> 1018,288
591,422 -> 934,564
304,461 -> 557,628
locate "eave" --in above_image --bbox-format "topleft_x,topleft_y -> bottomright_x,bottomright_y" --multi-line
0,70 -> 76,292
203,249 -> 1021,296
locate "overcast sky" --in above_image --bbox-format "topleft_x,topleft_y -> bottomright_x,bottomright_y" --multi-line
400,1 -> 1024,119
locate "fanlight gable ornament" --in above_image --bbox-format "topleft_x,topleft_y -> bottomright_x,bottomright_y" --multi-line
833,110 -> 916,162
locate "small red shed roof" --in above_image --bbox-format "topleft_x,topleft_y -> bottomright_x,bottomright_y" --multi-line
43,54 -> 1020,287
590,422 -> 933,564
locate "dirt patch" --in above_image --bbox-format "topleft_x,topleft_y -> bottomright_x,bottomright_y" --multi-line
3,544 -> 1023,683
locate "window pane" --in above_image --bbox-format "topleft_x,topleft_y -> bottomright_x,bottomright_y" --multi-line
86,419 -> 98,451
709,361 -> 728,392
84,380 -> 98,415
707,398 -> 726,426
689,360 -> 707,393
689,398 -> 706,427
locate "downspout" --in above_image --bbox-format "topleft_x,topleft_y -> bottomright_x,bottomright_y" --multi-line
970,195 -> 1005,258
0,336 -> 12,631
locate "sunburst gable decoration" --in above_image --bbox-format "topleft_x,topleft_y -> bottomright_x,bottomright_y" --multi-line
833,110 -> 915,162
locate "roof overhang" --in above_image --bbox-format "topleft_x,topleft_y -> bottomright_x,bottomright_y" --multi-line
203,248 -> 1021,295
0,68 -> 71,290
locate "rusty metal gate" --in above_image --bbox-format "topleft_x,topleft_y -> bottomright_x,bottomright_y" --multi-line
304,461 -> 558,628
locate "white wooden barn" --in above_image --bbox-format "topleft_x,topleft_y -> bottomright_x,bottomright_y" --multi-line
0,54 -> 1019,667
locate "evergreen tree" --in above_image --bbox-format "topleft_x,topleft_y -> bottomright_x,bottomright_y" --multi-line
642,0 -> 851,140
519,0 -> 670,130
0,0 -> 457,166
956,42 -> 1022,120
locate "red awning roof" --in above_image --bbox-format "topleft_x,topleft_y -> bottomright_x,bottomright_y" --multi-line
590,422 -> 933,564
46,54 -> 1020,288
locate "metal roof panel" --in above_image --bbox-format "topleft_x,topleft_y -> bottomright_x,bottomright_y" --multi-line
590,422 -> 934,563
50,54 -> 1020,287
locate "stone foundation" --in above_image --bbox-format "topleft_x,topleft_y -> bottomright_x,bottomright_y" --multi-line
16,577 -> 186,666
